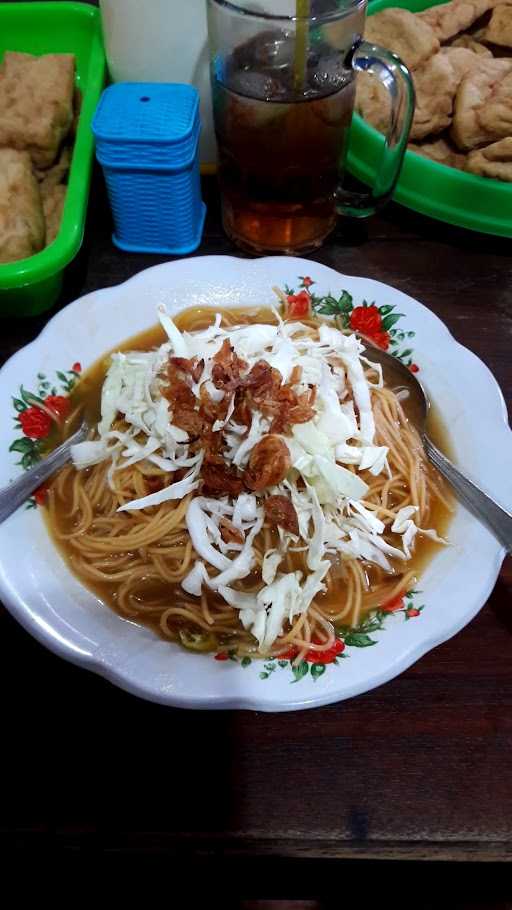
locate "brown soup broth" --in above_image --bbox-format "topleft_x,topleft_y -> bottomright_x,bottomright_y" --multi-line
45,307 -> 453,642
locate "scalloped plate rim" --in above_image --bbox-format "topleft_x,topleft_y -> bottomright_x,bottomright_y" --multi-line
0,255 -> 509,711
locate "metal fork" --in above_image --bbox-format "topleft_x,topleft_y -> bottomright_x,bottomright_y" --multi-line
0,419 -> 89,524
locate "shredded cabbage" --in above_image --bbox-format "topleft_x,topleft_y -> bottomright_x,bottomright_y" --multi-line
182,561 -> 210,596
118,453 -> 203,512
207,516 -> 263,589
262,549 -> 283,585
232,493 -> 258,528
186,498 -> 231,572
158,304 -> 189,357
257,572 -> 303,652
76,300 -> 445,651
70,439 -> 110,469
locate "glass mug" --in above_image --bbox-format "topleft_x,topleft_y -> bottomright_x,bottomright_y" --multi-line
207,0 -> 414,255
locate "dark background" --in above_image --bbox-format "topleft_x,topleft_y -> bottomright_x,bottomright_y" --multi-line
2,0 -> 512,902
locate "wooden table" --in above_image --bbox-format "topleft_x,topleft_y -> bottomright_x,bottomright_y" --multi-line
2,173 -> 512,892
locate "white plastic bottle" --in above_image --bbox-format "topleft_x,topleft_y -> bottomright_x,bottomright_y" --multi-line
99,0 -> 216,166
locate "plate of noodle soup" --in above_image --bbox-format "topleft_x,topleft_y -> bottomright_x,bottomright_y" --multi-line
0,256 -> 509,710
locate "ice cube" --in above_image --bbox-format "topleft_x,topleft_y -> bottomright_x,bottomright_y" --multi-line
229,69 -> 287,102
308,53 -> 350,95
252,31 -> 296,70
232,30 -> 294,72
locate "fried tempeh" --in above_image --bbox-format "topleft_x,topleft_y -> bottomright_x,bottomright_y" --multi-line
451,58 -> 512,148
410,53 -> 459,139
418,0 -> 502,42
365,8 -> 440,69
480,3 -> 512,48
408,136 -> 468,168
465,135 -> 512,178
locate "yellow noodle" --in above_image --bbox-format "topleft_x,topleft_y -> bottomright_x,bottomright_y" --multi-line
46,308 -> 452,660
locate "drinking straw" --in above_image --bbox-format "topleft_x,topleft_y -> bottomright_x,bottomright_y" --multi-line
293,0 -> 310,94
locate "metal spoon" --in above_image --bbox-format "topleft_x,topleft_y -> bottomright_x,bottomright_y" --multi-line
1,352 -> 511,550
365,343 -> 512,552
0,420 -> 89,524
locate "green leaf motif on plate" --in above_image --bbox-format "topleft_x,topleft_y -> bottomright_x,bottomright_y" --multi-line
20,450 -> 41,470
8,363 -> 81,504
20,385 -> 43,407
343,632 -> 378,648
291,660 -> 309,683
9,438 -> 34,455
381,312 -> 404,331
12,397 -> 26,413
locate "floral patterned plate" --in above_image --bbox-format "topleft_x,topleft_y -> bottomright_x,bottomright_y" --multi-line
0,256 -> 510,710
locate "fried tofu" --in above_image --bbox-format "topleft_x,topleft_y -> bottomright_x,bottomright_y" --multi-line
0,51 -> 75,168
41,184 -> 66,245
0,148 -> 45,263
36,146 -> 71,246
365,8 -> 440,70
418,0 -> 502,42
481,3 -> 512,48
408,136 -> 467,168
465,135 -> 512,178
36,146 -> 72,192
451,58 -> 512,148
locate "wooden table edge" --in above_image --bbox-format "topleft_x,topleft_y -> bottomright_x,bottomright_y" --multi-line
4,830 -> 512,861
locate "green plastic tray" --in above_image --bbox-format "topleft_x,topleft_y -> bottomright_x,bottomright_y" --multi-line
0,2 -> 106,317
347,0 -> 512,237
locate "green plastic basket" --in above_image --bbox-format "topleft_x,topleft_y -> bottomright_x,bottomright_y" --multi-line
347,0 -> 512,237
0,2 -> 106,317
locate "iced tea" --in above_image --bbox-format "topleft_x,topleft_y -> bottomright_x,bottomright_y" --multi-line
213,33 -> 355,254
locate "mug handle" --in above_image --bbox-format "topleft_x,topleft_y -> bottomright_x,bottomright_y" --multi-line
336,39 -> 415,218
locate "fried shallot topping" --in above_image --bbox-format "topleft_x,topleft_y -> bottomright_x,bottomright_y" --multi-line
163,342 -> 319,493
169,356 -> 204,383
243,435 -> 292,491
238,360 -> 315,434
219,517 -> 245,545
264,494 -> 299,536
202,463 -> 244,497
211,339 -> 248,392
